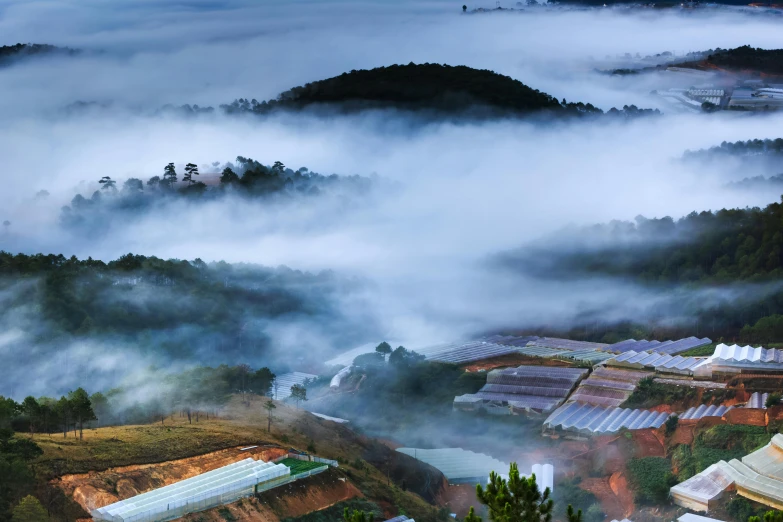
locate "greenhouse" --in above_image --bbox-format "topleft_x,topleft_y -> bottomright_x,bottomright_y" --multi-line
567,367 -> 649,408
543,402 -> 669,435
396,448 -> 509,484
679,404 -> 732,421
747,392 -> 770,409
424,341 -> 523,364
608,337 -> 711,355
454,366 -> 588,414
526,338 -> 609,351
671,434 -> 783,511
273,372 -> 318,400
93,458 -> 291,522
605,351 -> 710,376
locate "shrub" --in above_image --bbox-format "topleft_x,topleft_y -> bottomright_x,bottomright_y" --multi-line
626,457 -> 676,504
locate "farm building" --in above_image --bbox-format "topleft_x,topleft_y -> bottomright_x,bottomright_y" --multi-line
453,366 -> 588,414
604,351 -> 710,376
396,448 -> 509,485
92,458 -> 293,522
396,448 -> 552,490
568,367 -> 650,407
679,404 -> 732,421
606,337 -> 711,355
671,433 -> 783,511
272,372 -> 318,400
543,402 -> 669,436
705,344 -> 783,377
679,514 -> 725,522
747,392 -> 770,409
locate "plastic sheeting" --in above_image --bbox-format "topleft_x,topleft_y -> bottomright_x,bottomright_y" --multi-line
606,351 -> 710,375
273,372 -> 317,400
609,337 -> 711,355
671,434 -> 783,511
748,392 -> 770,409
93,459 -> 290,522
543,403 -> 669,434
679,404 -> 732,420
396,448 -> 509,484
454,366 -> 587,413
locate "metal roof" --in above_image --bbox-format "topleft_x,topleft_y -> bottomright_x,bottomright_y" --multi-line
678,515 -> 725,522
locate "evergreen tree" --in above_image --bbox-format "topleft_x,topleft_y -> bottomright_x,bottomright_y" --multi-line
290,384 -> 307,409
183,163 -> 199,185
162,163 -> 177,189
11,495 -> 48,522
67,388 -> 95,441
344,508 -> 374,522
466,463 -> 553,522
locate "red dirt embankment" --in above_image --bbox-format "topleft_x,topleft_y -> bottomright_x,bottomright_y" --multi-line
54,446 -> 287,513
580,472 -> 634,520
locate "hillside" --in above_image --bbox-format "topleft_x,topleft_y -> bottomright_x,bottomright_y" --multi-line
672,46 -> 783,77
0,43 -> 79,66
219,63 -> 630,118
37,396 -> 449,522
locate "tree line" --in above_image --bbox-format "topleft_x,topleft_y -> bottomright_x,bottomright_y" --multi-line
60,157 -> 375,232
217,63 -> 659,120
0,364 -> 277,437
0,250 -> 357,386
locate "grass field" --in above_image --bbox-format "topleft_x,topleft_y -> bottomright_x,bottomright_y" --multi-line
281,458 -> 328,475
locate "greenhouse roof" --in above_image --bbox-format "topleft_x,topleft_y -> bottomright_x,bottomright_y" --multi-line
396,448 -> 509,482
544,403 -> 669,434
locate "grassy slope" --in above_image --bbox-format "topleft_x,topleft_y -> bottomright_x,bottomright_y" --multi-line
33,396 -> 445,522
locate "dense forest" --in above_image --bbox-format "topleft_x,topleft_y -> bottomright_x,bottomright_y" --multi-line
218,63 -> 658,119
0,43 -> 79,67
58,157 -> 378,234
703,46 -> 783,77
684,138 -> 783,161
502,197 -> 783,343
0,251 -> 371,398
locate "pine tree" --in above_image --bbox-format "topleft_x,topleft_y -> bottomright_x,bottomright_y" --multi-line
162,163 -> 177,189
465,463 -> 554,522
11,495 -> 49,522
183,163 -> 199,185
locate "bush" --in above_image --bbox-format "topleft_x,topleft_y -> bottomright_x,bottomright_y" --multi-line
671,444 -> 696,481
692,425 -> 772,473
626,457 -> 676,504
665,415 -> 679,435
622,378 -> 697,409
767,393 -> 782,408
553,477 -> 604,521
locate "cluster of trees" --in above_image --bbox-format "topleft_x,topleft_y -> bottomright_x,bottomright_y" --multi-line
60,157 -> 375,232
0,251 -> 354,369
0,43 -> 79,67
324,342 -> 486,436
704,46 -> 783,76
218,63 -> 659,120
0,429 -> 47,522
684,138 -> 783,160
1,364 -> 277,434
1,389 -> 96,441
549,198 -> 783,284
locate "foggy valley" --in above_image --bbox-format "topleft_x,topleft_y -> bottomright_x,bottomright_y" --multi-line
4,1 -> 783,522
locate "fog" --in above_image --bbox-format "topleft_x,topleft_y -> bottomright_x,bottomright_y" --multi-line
2,0 -> 783,396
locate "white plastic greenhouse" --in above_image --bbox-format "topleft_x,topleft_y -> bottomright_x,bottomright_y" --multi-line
92,458 -> 291,522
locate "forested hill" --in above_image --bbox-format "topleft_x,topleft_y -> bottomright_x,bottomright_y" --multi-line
0,43 -> 79,66
671,46 -> 783,77
518,199 -> 783,284
0,252 -> 370,366
501,198 -> 783,343
219,63 -> 657,118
